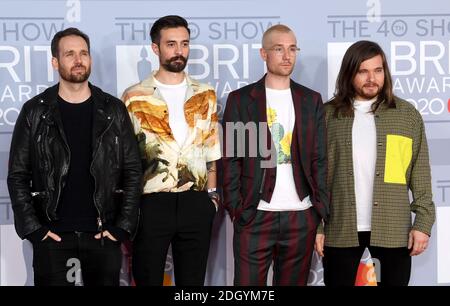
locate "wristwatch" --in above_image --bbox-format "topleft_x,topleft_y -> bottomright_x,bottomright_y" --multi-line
207,188 -> 220,211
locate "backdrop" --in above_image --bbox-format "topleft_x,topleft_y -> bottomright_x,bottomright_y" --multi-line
1,0 -> 449,286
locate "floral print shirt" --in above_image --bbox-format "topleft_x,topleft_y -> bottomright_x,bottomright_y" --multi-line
122,72 -> 221,193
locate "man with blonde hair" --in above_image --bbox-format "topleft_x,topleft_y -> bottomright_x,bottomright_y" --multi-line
222,24 -> 329,285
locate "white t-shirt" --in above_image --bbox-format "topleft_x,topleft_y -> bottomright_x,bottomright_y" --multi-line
352,98 -> 377,231
154,78 -> 188,147
257,88 -> 312,211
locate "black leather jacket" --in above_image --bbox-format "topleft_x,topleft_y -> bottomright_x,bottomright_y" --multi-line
7,83 -> 142,239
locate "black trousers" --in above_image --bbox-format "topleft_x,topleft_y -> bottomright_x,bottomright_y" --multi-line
32,232 -> 122,286
323,231 -> 411,286
132,190 -> 217,286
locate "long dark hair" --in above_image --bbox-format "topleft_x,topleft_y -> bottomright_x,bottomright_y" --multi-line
331,40 -> 395,117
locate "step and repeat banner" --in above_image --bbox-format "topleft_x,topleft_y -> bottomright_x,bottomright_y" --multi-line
1,0 -> 449,286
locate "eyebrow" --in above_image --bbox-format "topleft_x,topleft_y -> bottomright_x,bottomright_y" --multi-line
63,48 -> 88,52
359,66 -> 383,71
271,43 -> 297,47
166,39 -> 190,43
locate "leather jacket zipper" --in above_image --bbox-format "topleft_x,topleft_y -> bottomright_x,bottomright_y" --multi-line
97,217 -> 104,247
54,141 -> 70,221
38,125 -> 57,221
36,134 -> 51,221
50,108 -> 71,220
91,114 -> 114,245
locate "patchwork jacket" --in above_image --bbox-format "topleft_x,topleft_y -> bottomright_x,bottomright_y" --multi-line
319,97 -> 435,248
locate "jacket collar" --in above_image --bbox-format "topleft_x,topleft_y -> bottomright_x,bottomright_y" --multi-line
40,82 -> 113,150
140,70 -> 201,102
248,75 -> 267,123
248,74 -> 305,122
333,97 -> 398,119
373,98 -> 397,117
41,82 -> 108,108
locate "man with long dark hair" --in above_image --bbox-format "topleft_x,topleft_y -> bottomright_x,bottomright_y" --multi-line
315,40 -> 435,286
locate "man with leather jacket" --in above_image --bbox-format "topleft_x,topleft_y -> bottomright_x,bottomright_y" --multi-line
7,27 -> 142,286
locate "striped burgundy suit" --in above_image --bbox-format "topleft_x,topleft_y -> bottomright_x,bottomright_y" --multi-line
222,75 -> 329,285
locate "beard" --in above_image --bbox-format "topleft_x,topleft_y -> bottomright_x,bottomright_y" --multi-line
355,83 -> 382,100
161,55 -> 188,73
59,64 -> 91,83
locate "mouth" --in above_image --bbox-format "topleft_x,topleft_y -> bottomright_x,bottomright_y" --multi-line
171,56 -> 186,62
363,83 -> 378,89
71,66 -> 86,73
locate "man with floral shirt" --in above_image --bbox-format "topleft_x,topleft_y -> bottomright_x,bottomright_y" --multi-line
122,15 -> 221,286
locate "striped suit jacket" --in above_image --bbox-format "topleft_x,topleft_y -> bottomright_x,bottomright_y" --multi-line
221,75 -> 329,226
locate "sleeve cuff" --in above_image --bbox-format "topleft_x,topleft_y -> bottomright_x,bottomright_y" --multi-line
105,225 -> 130,243
26,227 -> 49,244
316,222 -> 324,235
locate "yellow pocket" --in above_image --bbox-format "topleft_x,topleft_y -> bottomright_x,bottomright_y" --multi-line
384,135 -> 412,184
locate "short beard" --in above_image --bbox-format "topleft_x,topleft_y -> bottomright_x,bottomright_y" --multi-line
59,65 -> 91,83
161,56 -> 188,73
357,84 -> 381,100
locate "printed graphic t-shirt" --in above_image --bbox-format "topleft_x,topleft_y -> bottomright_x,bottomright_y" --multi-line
258,88 -> 312,211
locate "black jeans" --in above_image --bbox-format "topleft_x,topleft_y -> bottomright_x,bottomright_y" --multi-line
32,232 -> 122,286
323,231 -> 411,286
132,190 -> 217,286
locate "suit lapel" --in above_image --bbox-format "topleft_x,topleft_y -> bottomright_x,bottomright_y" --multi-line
290,81 -> 308,174
291,81 -> 303,150
247,77 -> 273,160
247,78 -> 267,123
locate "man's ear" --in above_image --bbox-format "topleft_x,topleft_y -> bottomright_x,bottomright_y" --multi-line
260,48 -> 267,62
51,57 -> 58,70
151,43 -> 160,56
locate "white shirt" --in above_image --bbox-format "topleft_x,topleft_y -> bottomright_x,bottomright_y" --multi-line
154,78 -> 188,147
352,98 -> 377,231
257,88 -> 312,211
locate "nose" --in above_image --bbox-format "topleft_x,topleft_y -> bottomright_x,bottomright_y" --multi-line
282,49 -> 291,60
73,54 -> 82,64
368,71 -> 376,81
175,44 -> 183,55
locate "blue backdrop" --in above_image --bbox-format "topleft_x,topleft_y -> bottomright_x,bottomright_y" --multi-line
1,0 -> 449,286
